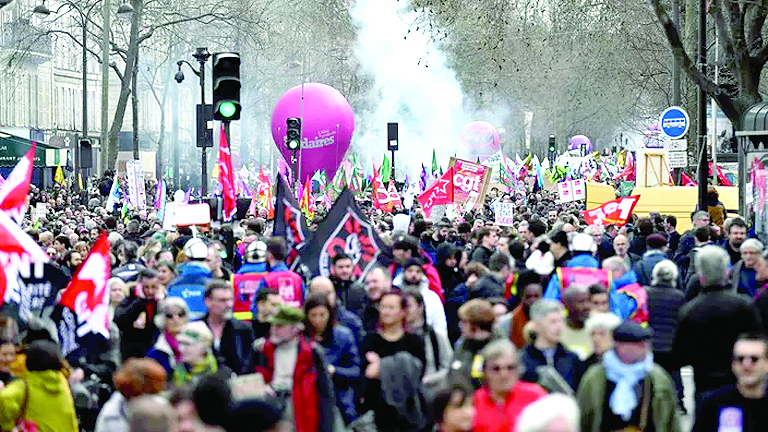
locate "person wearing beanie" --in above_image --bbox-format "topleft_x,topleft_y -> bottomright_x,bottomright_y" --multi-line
172,321 -> 234,388
577,321 -> 681,432
632,232 -> 671,286
94,358 -> 167,432
166,237 -> 214,320
0,340 -> 78,432
544,231 -> 609,303
245,305 -> 336,432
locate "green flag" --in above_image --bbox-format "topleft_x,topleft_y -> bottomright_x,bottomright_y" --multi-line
431,149 -> 438,175
381,155 -> 391,183
476,156 -> 481,164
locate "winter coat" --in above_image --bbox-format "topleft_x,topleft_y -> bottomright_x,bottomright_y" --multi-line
445,282 -> 469,344
320,325 -> 361,425
113,294 -> 159,360
646,283 -> 685,354
633,249 -> 670,287
520,343 -> 586,393
146,333 -> 177,378
448,337 -> 496,390
93,392 -> 129,432
543,253 -> 602,301
471,382 -> 547,432
469,274 -> 505,300
435,243 -> 464,300
389,252 -> 444,303
379,352 -> 429,432
330,276 -> 367,319
205,316 -> 255,375
166,262 -> 213,320
577,363 -> 682,432
393,274 -> 447,335
673,285 -> 763,394
0,370 -> 78,432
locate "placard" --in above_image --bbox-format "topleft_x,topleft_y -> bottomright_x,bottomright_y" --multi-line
125,160 -> 146,210
448,157 -> 492,206
174,203 -> 211,226
230,373 -> 269,401
572,179 -> 586,200
494,202 -> 515,226
558,181 -> 574,202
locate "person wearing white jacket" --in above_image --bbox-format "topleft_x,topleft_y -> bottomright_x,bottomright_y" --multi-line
393,259 -> 448,335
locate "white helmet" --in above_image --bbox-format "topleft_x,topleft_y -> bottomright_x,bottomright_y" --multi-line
570,233 -> 597,254
183,238 -> 208,260
244,240 -> 267,264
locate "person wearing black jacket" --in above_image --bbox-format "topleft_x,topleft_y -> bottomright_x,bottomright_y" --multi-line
646,258 -> 686,408
114,268 -> 162,361
203,280 -> 254,375
329,253 -> 367,318
470,253 -> 512,304
435,243 -> 464,300
469,228 -> 497,266
672,246 -> 764,412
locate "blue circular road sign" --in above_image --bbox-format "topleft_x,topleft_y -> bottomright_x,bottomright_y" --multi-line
660,106 -> 690,139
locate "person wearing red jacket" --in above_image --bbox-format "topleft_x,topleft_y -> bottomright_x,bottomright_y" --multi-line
389,234 -> 444,302
471,339 -> 546,432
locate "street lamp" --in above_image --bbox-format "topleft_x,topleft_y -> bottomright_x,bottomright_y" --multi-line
34,0 -> 133,183
175,47 -> 211,196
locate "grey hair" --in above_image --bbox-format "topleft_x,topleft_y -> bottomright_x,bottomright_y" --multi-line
651,259 -> 679,287
692,210 -> 709,221
602,256 -> 629,274
480,339 -> 516,369
585,312 -> 622,335
695,245 -> 730,287
529,299 -> 564,322
154,296 -> 191,329
741,239 -> 765,253
514,394 -> 580,432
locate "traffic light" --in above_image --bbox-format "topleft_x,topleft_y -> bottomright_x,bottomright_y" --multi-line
286,118 -> 301,151
212,52 -> 240,121
79,139 -> 92,168
548,135 -> 556,154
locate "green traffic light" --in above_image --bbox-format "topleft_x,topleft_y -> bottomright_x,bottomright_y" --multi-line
219,101 -> 237,118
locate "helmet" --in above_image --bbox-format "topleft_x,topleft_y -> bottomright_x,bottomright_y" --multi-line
244,240 -> 267,264
183,238 -> 208,260
570,233 -> 597,253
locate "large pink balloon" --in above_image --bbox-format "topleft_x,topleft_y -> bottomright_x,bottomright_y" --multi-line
271,83 -> 354,183
568,135 -> 592,152
460,121 -> 500,158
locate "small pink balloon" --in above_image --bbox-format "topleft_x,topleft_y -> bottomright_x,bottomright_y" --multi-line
460,121 -> 500,158
271,83 -> 355,183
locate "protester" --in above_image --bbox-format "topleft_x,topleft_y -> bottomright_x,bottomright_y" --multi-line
583,312 -> 622,369
94,358 -> 167,432
114,267 -> 164,360
430,381 -> 475,432
166,237 -> 214,319
173,321 -> 234,388
448,299 -> 497,389
146,297 -> 190,378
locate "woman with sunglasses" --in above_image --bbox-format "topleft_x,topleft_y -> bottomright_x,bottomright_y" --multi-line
471,339 -> 546,432
146,297 -> 190,378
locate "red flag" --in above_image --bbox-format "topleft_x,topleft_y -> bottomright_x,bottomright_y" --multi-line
418,167 -> 454,218
584,195 -> 640,227
58,232 -> 112,339
614,152 -> 636,182
371,166 -> 382,209
257,167 -> 274,219
680,171 -> 697,186
217,126 -> 237,221
386,181 -> 402,211
708,162 -> 733,186
0,210 -> 49,307
0,142 -> 35,224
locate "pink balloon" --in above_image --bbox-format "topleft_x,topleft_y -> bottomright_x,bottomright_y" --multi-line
460,121 -> 500,158
271,83 -> 354,183
568,135 -> 592,152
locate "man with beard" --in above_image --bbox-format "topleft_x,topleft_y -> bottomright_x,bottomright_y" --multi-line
203,280 -> 254,374
329,253 -> 367,319
721,217 -> 748,266
423,219 -> 452,263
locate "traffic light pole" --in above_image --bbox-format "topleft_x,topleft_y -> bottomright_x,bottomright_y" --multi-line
391,149 -> 396,183
193,48 -> 211,196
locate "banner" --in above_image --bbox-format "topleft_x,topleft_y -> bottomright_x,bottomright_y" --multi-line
557,179 -> 586,203
8,262 -> 67,326
274,174 -> 310,267
125,160 -> 146,210
448,157 -> 492,206
300,189 -> 391,279
584,195 -> 640,227
418,167 -> 454,218
494,202 -> 515,227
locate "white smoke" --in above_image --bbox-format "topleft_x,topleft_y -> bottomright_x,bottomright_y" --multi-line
350,0 -> 498,180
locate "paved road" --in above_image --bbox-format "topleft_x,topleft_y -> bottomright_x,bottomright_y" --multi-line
681,366 -> 694,431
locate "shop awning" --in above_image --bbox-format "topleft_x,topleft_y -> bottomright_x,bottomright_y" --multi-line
0,135 -> 60,168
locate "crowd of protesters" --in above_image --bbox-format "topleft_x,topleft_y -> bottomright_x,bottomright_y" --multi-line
1,171 -> 767,432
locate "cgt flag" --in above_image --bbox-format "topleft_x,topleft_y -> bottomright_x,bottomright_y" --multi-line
418,167 -> 454,218
584,195 -> 640,227
58,232 -> 111,339
0,210 -> 49,309
274,174 -> 311,267
300,189 -> 391,279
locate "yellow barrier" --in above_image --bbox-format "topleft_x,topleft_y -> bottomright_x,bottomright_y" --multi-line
585,182 -> 739,233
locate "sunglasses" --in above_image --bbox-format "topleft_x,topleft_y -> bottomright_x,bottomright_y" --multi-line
489,364 -> 518,373
165,312 -> 186,319
733,355 -> 762,364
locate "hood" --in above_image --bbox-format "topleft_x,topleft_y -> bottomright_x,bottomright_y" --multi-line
566,253 -> 599,269
436,242 -> 461,266
180,262 -> 213,278
393,273 -> 429,292
614,270 -> 639,288
26,370 -> 67,395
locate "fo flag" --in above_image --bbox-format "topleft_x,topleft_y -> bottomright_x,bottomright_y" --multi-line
217,125 -> 237,221
58,232 -> 111,339
0,142 -> 35,224
418,167 -> 454,218
301,189 -> 391,279
584,195 -> 640,227
274,174 -> 310,266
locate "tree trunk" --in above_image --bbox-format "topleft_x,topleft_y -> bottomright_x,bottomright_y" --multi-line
107,0 -> 142,171
132,50 -> 139,160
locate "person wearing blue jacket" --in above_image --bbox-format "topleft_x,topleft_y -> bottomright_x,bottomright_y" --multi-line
166,237 -> 213,320
544,233 -> 605,301
304,293 -> 361,425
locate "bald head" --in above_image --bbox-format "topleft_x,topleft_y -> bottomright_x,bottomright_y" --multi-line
365,266 -> 392,301
613,234 -> 629,258
310,276 -> 337,305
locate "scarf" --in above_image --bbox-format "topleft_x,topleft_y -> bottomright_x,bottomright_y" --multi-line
602,349 -> 653,421
165,333 -> 181,363
173,352 -> 218,388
